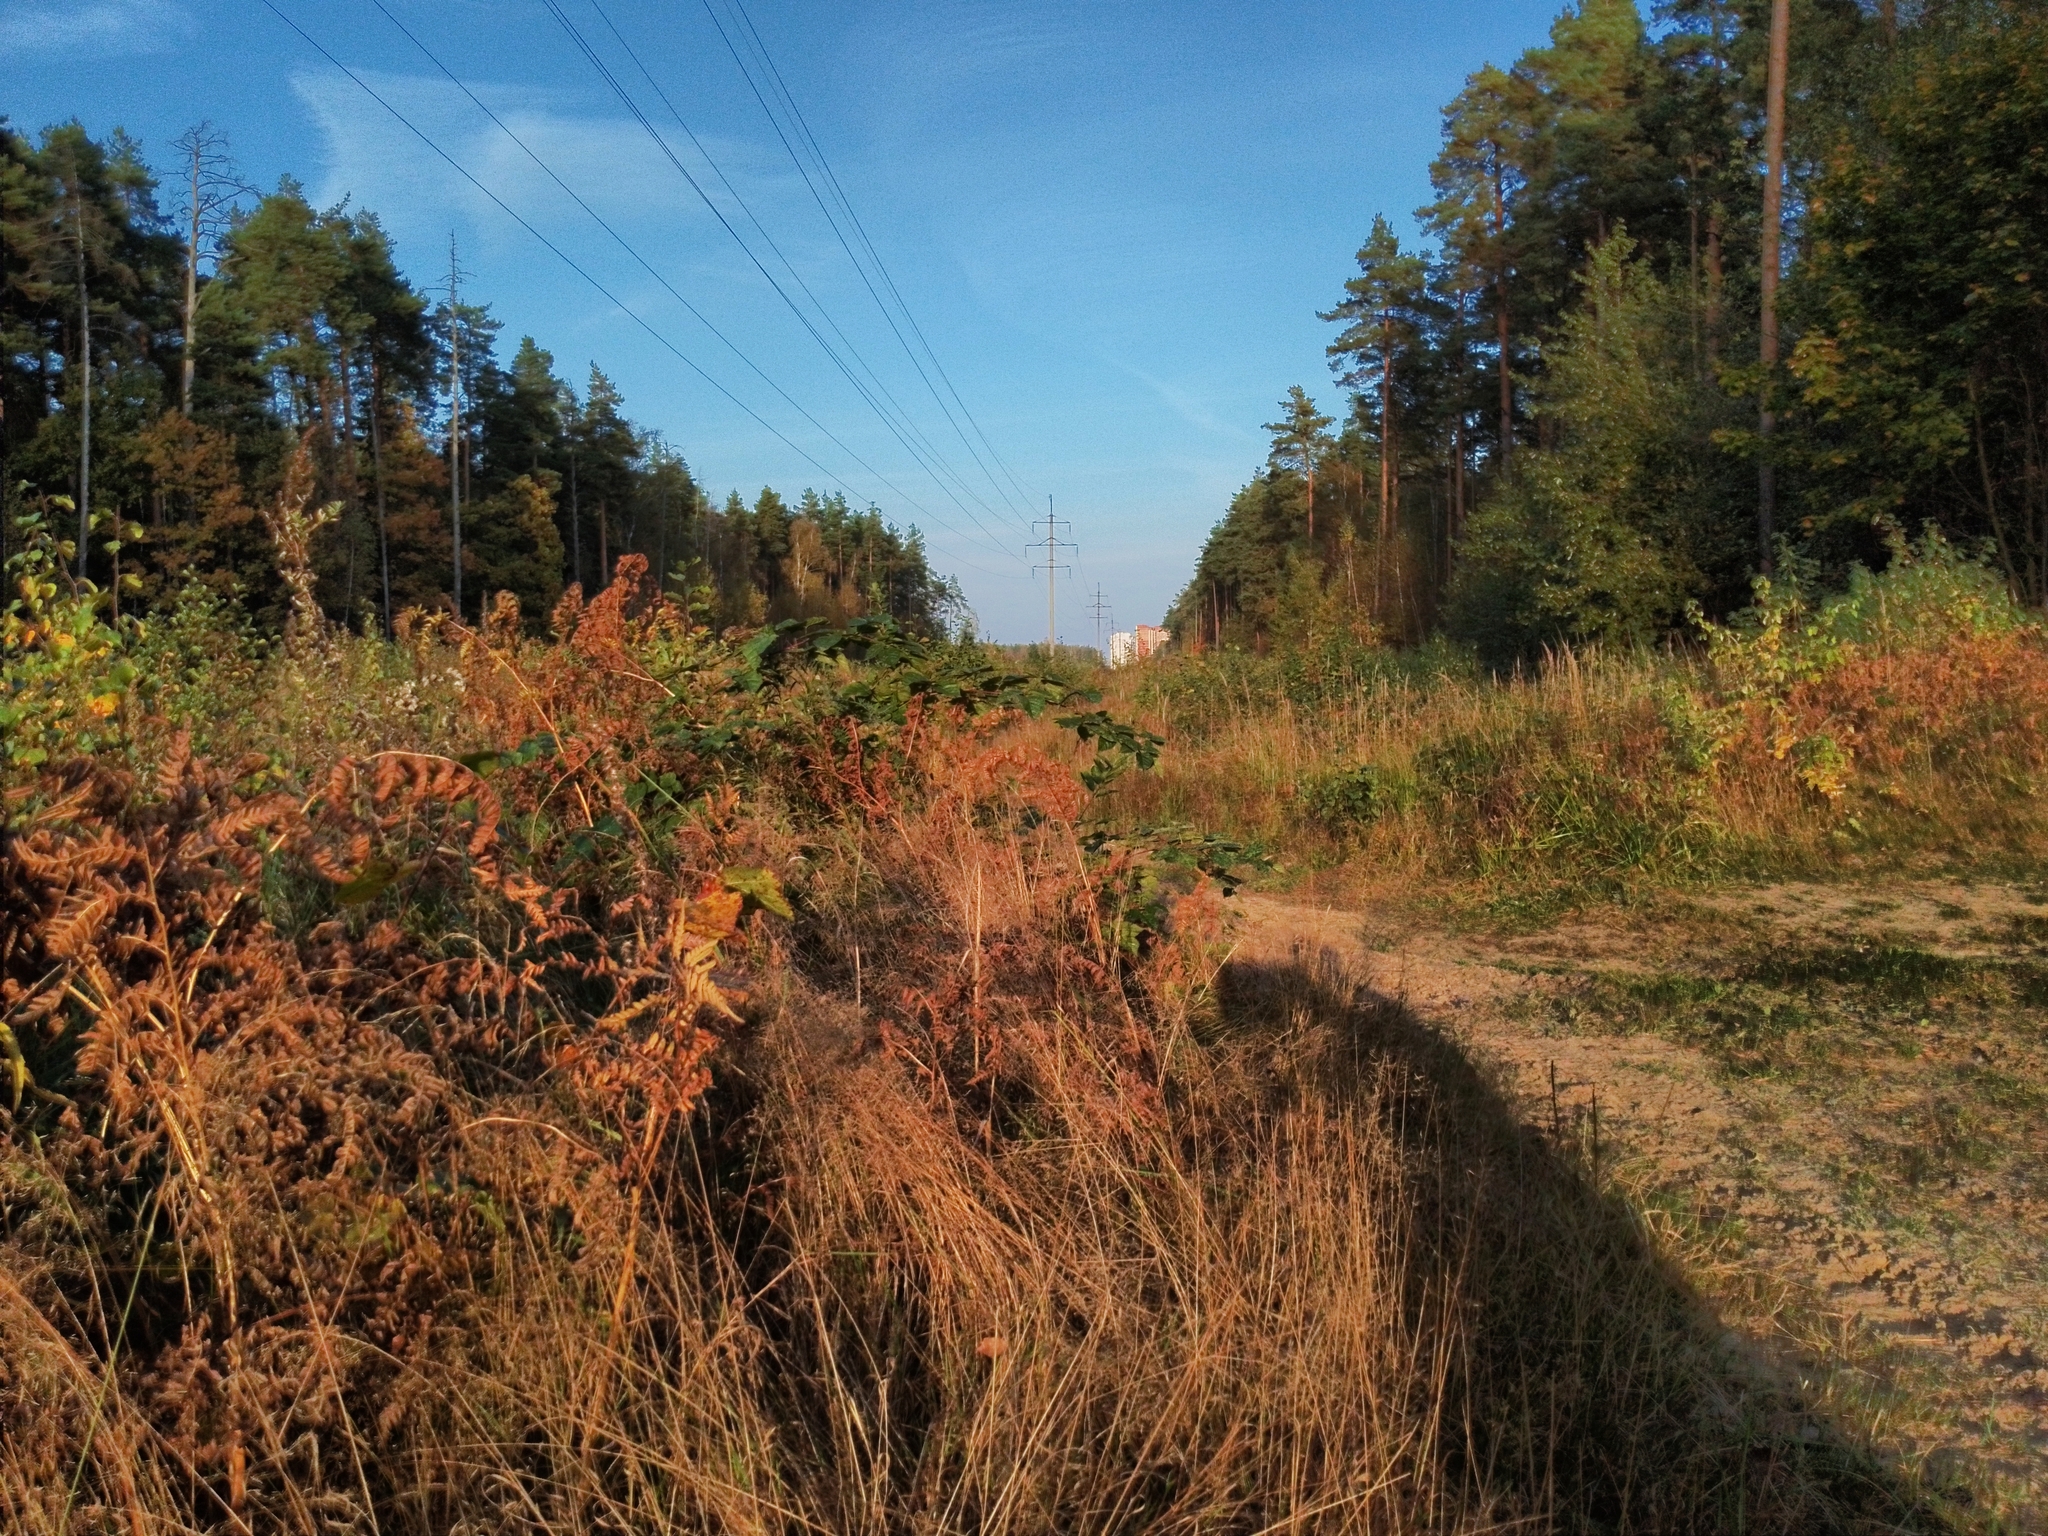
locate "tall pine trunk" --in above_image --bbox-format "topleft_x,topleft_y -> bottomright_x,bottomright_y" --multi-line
182,143 -> 199,417
1758,0 -> 1790,572
570,452 -> 582,590
371,359 -> 392,636
1494,159 -> 1512,466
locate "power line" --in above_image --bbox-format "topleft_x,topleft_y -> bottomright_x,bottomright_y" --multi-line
359,0 -> 1016,568
723,0 -> 1040,516
537,0 -> 1025,560
539,0 -> 1014,557
586,0 -> 1031,541
700,0 -> 1040,530
258,0 -> 1022,578
258,4 -> 844,498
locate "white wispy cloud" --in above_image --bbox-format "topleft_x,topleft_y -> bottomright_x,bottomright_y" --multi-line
0,0 -> 192,55
289,68 -> 835,282
1104,356 -> 1259,447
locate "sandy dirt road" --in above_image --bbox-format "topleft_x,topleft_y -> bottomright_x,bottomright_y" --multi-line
1230,885 -> 2048,1523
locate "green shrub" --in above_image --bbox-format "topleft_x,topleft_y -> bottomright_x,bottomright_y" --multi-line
1301,762 -> 1419,832
1,500 -> 139,774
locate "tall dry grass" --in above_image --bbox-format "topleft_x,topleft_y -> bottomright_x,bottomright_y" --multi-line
1093,592 -> 2048,912
5,523 -> 2020,1532
6,939 -> 1953,1533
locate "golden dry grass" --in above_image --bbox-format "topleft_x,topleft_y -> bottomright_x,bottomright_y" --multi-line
7,939 -> 1974,1533
1084,621 -> 2048,918
9,542 -> 2044,1532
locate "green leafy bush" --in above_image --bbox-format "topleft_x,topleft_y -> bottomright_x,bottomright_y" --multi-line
1699,527 -> 2029,705
1,500 -> 139,773
1302,762 -> 1420,833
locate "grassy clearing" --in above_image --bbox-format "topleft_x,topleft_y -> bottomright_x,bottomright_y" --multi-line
1043,536 -> 2048,1527
7,928 -> 1983,1533
6,531 -> 1932,1534
1092,536 -> 2048,924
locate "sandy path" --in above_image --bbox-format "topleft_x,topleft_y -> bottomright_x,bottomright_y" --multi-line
1230,887 -> 2048,1522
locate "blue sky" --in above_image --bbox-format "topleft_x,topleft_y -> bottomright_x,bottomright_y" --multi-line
7,0 -> 1569,640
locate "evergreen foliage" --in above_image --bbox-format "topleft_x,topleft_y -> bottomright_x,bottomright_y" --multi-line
0,122 -> 963,639
1172,0 -> 2046,665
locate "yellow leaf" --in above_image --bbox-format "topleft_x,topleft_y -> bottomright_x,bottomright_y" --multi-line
687,888 -> 745,943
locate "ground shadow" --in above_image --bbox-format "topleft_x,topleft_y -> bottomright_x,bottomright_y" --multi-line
1217,946 -> 1983,1536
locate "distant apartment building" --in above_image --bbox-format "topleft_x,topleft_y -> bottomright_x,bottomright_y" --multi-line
1108,626 -> 1168,666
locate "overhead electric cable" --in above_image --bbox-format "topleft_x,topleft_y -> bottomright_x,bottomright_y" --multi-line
538,0 -> 1023,556
358,0 -> 1014,563
700,0 -> 1031,524
712,0 -> 1042,519
581,0 -> 1027,538
256,0 -> 1024,576
678,0 -> 1037,531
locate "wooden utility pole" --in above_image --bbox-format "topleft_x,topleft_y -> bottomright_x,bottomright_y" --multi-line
447,236 -> 464,618
75,188 -> 90,578
1757,0 -> 1790,574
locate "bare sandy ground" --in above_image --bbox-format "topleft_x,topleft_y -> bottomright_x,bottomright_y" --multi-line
1232,883 -> 2048,1523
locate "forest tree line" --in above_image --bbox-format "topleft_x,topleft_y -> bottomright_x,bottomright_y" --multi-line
1171,0 -> 2048,663
0,121 -> 966,638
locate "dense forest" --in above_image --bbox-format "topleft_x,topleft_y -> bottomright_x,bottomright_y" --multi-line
0,123 -> 966,638
1172,0 -> 2048,662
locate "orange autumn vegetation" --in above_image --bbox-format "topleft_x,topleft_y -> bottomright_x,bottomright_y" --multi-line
2,473 -> 2020,1531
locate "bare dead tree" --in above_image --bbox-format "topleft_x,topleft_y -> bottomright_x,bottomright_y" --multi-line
170,124 -> 252,418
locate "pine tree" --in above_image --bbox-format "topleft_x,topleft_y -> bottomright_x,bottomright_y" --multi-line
573,365 -> 637,588
1325,216 -> 1430,600
1423,66 -> 1548,465
1260,386 -> 1333,542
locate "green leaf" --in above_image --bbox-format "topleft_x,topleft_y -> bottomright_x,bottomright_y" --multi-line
335,858 -> 401,906
721,865 -> 794,919
456,732 -> 557,778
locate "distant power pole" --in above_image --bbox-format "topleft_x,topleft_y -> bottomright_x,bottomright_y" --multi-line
1033,497 -> 1073,652
1088,584 -> 1113,656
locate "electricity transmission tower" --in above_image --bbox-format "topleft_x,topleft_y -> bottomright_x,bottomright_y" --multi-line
1033,498 -> 1073,653
1088,585 -> 1113,658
